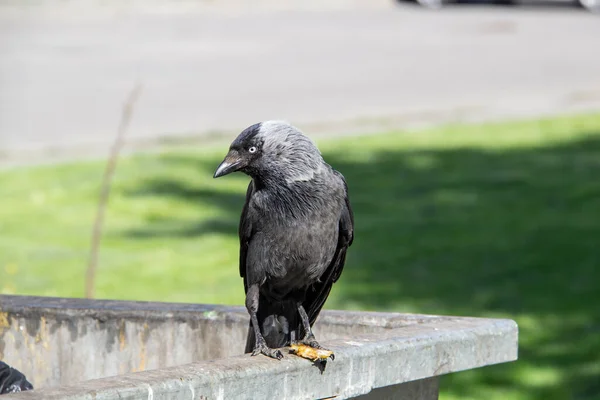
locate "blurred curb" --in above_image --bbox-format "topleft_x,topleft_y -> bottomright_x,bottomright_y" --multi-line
0,0 -> 394,17
2,101 -> 599,169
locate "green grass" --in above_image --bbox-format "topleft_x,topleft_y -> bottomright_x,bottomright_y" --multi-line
2,113 -> 600,399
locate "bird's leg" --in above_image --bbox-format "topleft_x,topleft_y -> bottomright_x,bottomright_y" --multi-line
296,303 -> 328,351
246,284 -> 283,360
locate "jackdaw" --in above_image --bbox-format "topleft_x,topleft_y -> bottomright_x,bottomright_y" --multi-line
213,121 -> 354,359
0,362 -> 33,394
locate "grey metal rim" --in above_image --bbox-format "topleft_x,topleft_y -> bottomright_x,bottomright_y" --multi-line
580,0 -> 600,12
416,0 -> 445,9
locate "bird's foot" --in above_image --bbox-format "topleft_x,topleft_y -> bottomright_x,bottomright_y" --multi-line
299,337 -> 326,350
251,341 -> 283,360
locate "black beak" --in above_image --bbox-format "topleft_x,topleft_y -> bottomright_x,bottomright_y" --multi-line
213,151 -> 243,178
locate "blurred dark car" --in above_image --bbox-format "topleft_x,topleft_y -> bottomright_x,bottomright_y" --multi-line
414,0 -> 599,11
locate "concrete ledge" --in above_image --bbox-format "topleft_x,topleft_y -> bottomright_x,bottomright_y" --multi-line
0,295 -> 518,399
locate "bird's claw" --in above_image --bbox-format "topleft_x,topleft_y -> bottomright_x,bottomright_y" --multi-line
300,337 -> 326,350
251,343 -> 283,360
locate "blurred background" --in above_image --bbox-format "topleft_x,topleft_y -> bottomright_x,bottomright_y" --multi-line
1,1 -> 600,399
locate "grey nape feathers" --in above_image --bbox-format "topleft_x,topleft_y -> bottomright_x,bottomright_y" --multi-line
214,121 -> 354,359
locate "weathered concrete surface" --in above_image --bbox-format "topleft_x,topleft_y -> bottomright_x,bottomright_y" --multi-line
1,1 -> 599,166
0,295 -> 518,399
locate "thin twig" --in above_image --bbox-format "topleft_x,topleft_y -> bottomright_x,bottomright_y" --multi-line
85,84 -> 142,299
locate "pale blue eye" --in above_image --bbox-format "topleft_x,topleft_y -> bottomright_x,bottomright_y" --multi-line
248,146 -> 257,153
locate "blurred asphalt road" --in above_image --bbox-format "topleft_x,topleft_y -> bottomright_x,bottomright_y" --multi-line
1,1 -> 600,161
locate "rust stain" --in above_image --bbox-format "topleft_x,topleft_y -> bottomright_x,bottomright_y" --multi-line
137,323 -> 149,372
119,320 -> 126,352
21,325 -> 35,353
35,316 -> 47,344
40,317 -> 50,350
15,317 -> 49,372
138,347 -> 146,372
0,312 -> 9,331
0,312 -> 8,359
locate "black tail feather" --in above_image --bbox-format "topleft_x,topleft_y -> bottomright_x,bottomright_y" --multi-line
244,296 -> 298,353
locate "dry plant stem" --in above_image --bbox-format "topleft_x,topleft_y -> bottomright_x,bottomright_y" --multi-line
85,84 -> 142,299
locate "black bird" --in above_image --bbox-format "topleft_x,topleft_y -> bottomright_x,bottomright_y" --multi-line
214,121 -> 354,359
0,362 -> 33,394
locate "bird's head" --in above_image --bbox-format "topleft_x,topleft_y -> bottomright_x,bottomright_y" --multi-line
213,121 -> 323,183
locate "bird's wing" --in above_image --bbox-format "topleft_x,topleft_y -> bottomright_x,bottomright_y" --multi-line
239,180 -> 255,293
304,170 -> 354,327
240,180 -> 293,351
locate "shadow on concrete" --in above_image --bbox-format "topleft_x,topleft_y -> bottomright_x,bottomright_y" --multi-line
125,132 -> 600,400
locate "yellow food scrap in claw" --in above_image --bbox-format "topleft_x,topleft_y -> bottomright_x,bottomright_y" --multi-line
290,343 -> 334,362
